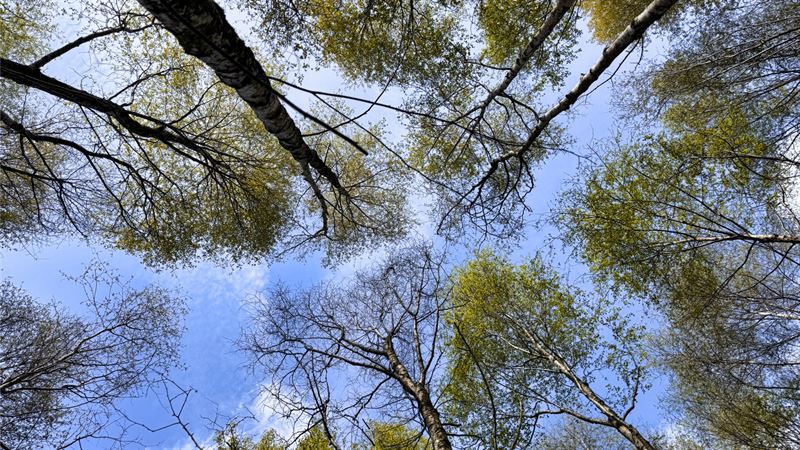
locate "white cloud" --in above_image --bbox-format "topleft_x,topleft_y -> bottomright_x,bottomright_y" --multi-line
158,262 -> 271,309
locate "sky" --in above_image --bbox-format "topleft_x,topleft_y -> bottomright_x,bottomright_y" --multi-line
1,2 -> 676,448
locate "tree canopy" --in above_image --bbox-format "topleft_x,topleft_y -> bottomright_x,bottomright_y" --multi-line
3,0 -> 800,448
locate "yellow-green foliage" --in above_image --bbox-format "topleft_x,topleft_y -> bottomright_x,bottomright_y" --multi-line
65,33 -> 301,265
113,76 -> 296,263
296,426 -> 336,450
408,99 -> 556,190
581,0 -> 718,43
669,351 -> 797,449
253,429 -> 288,450
214,424 -> 338,450
479,0 -> 552,64
0,0 -> 54,61
368,421 -> 430,450
561,104 -> 778,294
408,111 -> 482,182
304,0 -> 467,84
449,250 -> 599,365
581,0 -> 654,42
444,251 -> 633,447
215,424 -> 289,450
114,163 -> 293,265
300,107 -> 410,263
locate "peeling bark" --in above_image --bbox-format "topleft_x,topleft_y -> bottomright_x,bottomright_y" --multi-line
134,0 -> 346,192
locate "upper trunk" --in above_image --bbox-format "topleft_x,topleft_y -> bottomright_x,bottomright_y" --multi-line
384,337 -> 453,450
135,0 -> 345,191
530,332 -> 657,450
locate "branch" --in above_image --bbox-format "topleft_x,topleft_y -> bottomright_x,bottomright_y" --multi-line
477,0 -> 577,113
32,23 -> 156,69
0,58 -> 229,173
512,321 -> 657,450
662,233 -> 800,247
0,110 -> 145,178
470,0 -> 679,196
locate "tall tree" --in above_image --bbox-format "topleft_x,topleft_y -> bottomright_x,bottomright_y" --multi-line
241,243 -> 453,450
1,0 -> 407,265
240,0 -> 686,241
557,0 -> 800,445
536,417 -> 634,450
7,0 -> 795,447
367,421 -> 431,450
446,251 -> 655,450
1,0 -> 695,259
558,107 -> 800,448
243,244 -> 663,449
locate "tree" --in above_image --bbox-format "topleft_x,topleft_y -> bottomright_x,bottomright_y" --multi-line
241,243 -> 453,450
295,426 -> 337,450
635,0 -> 799,143
536,417 -> 632,450
663,328 -> 800,449
213,421 -> 413,450
214,422 -> 288,450
0,0 -> 700,263
558,106 -> 800,449
445,250 -> 656,450
213,422 -> 341,450
242,244 -> 662,449
406,0 -> 682,240
0,264 -> 185,449
6,0 -> 793,447
556,0 -> 800,444
239,0 -> 687,241
1,0 -> 407,265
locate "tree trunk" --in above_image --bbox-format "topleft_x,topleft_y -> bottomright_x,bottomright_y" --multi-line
532,335 -> 658,450
384,337 -> 453,450
489,0 -> 681,166
135,0 -> 345,191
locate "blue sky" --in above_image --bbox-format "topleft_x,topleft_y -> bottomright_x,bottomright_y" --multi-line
1,2 -> 675,447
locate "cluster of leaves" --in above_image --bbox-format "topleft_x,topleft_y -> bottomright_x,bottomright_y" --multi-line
0,0 -> 55,61
214,422 -> 428,450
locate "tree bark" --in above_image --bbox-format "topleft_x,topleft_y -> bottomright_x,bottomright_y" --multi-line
384,337 -> 453,450
479,0 -> 577,110
134,0 -> 345,191
476,0 -> 680,186
523,330 -> 657,450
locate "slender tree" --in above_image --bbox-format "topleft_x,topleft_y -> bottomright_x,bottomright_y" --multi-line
232,0 -> 688,240
241,243 -> 453,450
557,0 -> 800,444
1,0 -> 406,264
446,251 -> 656,450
